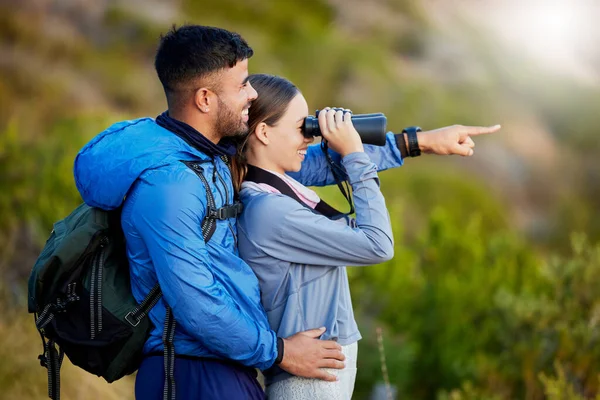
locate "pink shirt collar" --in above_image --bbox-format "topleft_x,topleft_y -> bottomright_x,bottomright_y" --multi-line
241,169 -> 320,209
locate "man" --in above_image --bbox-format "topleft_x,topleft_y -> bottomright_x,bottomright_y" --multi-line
75,25 -> 346,400
74,25 -> 499,399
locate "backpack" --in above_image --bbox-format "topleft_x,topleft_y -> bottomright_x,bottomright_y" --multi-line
27,160 -> 243,400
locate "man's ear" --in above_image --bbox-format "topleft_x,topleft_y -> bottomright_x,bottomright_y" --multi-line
194,88 -> 212,113
254,122 -> 270,145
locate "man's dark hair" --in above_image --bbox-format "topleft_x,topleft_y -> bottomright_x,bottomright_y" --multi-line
155,25 -> 253,96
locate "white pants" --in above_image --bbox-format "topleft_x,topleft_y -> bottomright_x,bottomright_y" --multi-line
266,342 -> 358,400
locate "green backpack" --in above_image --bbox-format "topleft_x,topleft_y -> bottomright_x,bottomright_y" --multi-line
27,160 -> 243,400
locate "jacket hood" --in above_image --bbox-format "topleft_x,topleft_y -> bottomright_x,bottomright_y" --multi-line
74,118 -> 207,210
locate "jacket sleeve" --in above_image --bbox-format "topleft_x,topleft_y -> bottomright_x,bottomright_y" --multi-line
128,169 -> 277,370
255,152 -> 395,266
287,131 -> 404,187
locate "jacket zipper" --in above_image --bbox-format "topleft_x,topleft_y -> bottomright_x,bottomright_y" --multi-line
214,162 -> 230,203
228,224 -> 237,247
211,160 -> 227,205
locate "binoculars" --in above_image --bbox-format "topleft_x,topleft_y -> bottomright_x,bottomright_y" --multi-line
302,110 -> 387,146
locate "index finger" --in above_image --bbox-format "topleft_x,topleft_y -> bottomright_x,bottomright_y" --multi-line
318,108 -> 330,136
464,124 -> 501,136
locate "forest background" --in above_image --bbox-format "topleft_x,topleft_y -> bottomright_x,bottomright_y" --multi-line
1,0 -> 600,399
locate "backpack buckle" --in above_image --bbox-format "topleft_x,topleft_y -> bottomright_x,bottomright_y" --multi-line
38,354 -> 48,368
52,298 -> 68,313
207,203 -> 243,220
124,311 -> 141,327
207,207 -> 224,220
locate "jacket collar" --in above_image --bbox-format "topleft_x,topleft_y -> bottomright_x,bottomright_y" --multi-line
156,111 -> 236,157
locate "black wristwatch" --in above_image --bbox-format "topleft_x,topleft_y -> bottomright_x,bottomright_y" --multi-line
402,126 -> 422,157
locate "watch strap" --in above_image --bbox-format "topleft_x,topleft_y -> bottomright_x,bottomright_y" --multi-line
402,126 -> 422,157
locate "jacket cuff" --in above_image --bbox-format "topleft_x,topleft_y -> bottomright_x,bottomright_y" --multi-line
341,152 -> 378,185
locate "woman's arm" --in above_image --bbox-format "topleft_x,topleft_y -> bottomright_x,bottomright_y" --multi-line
287,131 -> 404,187
246,152 -> 394,266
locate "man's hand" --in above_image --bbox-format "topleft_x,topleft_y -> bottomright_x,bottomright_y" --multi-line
279,327 -> 345,382
416,124 -> 501,156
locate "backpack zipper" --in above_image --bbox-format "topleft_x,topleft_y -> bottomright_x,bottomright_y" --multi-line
97,238 -> 107,335
90,236 -> 107,340
90,254 -> 97,339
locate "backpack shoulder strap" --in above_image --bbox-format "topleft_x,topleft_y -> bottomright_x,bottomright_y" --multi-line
124,160 -> 222,328
181,160 -> 218,242
182,160 -> 243,236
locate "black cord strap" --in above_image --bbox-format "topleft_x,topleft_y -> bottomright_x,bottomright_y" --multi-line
320,140 -> 355,216
163,307 -> 177,400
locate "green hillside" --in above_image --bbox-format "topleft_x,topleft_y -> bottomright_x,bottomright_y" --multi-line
1,1 -> 600,398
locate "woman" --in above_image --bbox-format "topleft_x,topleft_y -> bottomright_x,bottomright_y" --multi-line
233,74 -> 402,399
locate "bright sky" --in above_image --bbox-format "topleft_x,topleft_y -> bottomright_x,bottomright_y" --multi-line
441,0 -> 600,83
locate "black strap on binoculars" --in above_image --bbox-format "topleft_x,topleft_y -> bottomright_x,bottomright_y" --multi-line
319,140 -> 355,216
245,165 -> 344,219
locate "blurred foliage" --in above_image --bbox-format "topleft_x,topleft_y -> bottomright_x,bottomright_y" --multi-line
1,0 -> 600,399
352,226 -> 600,399
540,363 -> 600,400
0,115 -> 112,268
0,300 -> 134,399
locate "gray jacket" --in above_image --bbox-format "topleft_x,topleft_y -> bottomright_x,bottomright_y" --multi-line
238,148 -> 399,384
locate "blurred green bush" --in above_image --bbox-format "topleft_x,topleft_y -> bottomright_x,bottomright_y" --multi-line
1,0 -> 600,399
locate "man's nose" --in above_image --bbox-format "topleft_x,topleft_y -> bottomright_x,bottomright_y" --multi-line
247,82 -> 258,101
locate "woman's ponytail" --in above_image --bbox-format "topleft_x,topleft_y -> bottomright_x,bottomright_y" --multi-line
231,136 -> 250,193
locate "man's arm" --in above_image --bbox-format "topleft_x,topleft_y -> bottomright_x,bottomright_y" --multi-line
288,124 -> 501,187
129,170 -> 278,370
129,168 -> 345,377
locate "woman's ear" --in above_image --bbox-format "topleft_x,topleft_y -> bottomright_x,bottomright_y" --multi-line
194,88 -> 212,113
254,122 -> 270,145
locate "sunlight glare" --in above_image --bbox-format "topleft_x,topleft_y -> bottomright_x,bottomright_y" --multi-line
525,2 -> 581,58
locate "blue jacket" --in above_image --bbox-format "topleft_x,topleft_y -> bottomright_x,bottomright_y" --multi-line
74,117 -> 403,371
74,118 -> 277,370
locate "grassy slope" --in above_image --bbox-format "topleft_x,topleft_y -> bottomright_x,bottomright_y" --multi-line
2,1 -> 600,398
0,307 -> 134,399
